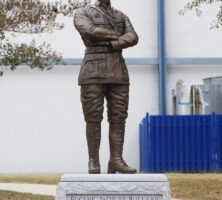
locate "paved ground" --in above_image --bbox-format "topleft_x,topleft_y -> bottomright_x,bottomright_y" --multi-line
0,183 -> 180,199
0,183 -> 56,196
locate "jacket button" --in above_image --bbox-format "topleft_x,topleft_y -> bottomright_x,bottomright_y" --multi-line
95,13 -> 101,18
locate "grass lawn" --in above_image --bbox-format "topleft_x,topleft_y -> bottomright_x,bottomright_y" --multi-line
167,173 -> 222,200
0,190 -> 54,200
0,173 -> 62,185
0,173 -> 222,200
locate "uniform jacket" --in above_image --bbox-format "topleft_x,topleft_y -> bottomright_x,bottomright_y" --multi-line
74,0 -> 138,85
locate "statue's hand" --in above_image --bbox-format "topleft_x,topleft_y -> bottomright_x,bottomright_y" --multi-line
110,30 -> 121,38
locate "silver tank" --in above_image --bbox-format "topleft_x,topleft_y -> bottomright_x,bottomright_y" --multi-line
173,77 -> 222,115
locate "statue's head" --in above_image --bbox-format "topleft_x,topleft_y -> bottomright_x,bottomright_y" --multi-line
98,0 -> 111,6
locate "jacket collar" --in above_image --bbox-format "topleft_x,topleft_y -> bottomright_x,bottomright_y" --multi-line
95,0 -> 111,8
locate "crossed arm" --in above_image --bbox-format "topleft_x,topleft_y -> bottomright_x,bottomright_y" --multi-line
74,8 -> 138,50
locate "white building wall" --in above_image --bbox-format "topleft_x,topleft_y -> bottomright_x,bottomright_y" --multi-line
0,65 -> 159,173
166,0 -> 222,57
1,64 -> 222,173
1,0 -> 222,172
14,0 -> 222,58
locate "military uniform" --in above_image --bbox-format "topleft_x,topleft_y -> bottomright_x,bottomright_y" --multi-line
74,0 -> 138,174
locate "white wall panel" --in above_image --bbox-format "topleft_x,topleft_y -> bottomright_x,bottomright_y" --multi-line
2,0 -> 222,173
11,0 -> 157,59
166,0 -> 222,57
1,64 -> 222,172
8,0 -> 222,58
0,65 -> 158,172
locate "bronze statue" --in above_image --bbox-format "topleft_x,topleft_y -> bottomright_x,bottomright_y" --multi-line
74,0 -> 138,174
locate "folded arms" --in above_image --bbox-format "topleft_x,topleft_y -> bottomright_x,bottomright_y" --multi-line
74,8 -> 138,50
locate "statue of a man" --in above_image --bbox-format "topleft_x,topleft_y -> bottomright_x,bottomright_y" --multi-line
74,0 -> 138,174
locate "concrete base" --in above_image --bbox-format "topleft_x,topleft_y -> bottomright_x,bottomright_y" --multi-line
56,174 -> 171,200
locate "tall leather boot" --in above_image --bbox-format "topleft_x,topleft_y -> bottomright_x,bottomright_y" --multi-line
86,123 -> 101,174
108,123 -> 137,174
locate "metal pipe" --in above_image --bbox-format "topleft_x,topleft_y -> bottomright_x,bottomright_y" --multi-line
158,0 -> 167,114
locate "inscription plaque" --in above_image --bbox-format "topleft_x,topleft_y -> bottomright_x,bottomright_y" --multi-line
67,195 -> 162,200
56,174 -> 171,200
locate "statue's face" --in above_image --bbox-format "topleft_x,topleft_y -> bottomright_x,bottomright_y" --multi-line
98,0 -> 110,6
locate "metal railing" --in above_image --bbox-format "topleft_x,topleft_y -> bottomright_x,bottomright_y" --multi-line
139,113 -> 222,172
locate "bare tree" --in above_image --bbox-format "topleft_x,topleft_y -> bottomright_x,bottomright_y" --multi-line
180,0 -> 222,29
0,0 -> 90,75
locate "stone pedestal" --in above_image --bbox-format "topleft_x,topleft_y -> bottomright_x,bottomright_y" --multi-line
56,174 -> 171,200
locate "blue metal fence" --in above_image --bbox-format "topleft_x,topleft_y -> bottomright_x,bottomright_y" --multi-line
139,113 -> 222,172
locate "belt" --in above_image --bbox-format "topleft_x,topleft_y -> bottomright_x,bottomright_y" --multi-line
85,46 -> 122,54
